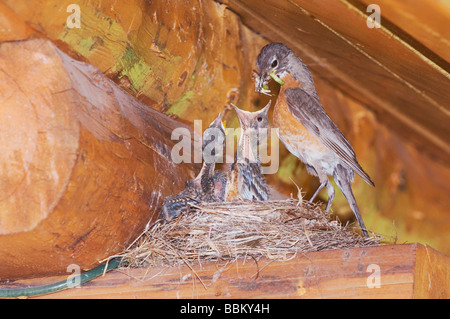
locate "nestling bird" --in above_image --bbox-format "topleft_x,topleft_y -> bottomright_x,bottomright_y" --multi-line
225,102 -> 271,201
161,112 -> 227,220
255,42 -> 374,237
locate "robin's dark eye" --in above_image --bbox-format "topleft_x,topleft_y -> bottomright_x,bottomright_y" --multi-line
257,116 -> 262,122
271,59 -> 278,68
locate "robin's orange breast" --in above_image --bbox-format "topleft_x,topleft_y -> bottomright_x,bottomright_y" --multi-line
273,74 -> 328,157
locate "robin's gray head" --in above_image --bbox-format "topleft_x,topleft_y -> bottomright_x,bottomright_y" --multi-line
255,42 -> 293,93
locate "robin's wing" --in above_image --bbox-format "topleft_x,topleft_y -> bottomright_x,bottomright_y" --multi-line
285,88 -> 374,186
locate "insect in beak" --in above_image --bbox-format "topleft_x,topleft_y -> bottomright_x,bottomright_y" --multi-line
253,70 -> 272,96
269,71 -> 284,86
260,83 -> 272,96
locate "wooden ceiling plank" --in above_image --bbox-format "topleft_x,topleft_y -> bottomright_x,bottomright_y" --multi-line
289,0 -> 450,116
358,0 -> 450,63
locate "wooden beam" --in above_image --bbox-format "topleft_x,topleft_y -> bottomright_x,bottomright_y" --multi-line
413,244 -> 450,298
3,244 -> 446,299
359,0 -> 450,63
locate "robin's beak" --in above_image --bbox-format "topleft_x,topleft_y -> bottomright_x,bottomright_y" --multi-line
259,100 -> 271,116
255,72 -> 271,95
256,74 -> 265,92
209,111 -> 225,132
216,112 -> 227,136
231,103 -> 252,130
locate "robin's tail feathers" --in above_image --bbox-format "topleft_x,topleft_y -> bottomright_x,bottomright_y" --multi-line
334,164 -> 369,237
355,163 -> 375,187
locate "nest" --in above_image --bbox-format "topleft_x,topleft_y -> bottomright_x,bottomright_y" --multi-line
117,199 -> 382,268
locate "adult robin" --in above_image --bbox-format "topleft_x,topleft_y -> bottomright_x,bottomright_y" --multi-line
161,112 -> 227,220
255,42 -> 374,237
225,102 -> 271,201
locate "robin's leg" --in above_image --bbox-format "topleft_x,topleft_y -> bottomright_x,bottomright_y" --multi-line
306,164 -> 323,203
324,179 -> 335,212
314,168 -> 335,212
308,181 -> 326,203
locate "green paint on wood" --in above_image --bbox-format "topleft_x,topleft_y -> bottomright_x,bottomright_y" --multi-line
166,90 -> 196,116
115,46 -> 153,92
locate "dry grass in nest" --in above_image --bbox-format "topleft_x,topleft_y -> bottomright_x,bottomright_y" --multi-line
116,199 -> 382,269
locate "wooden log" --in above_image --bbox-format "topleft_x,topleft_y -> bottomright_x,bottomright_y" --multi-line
0,38 -> 196,280
0,2 -> 35,42
4,243 -> 448,299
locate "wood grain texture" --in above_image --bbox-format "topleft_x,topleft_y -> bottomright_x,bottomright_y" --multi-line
359,0 -> 450,63
413,244 -> 450,298
4,244 -> 446,299
1,0 -> 265,126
